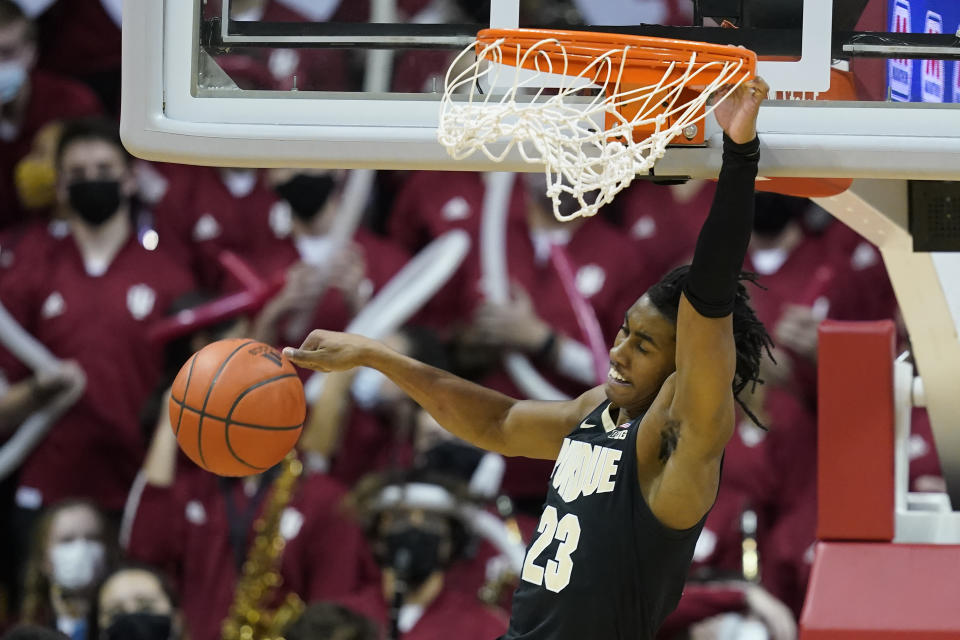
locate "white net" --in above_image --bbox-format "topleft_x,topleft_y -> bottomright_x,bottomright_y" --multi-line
438,35 -> 751,221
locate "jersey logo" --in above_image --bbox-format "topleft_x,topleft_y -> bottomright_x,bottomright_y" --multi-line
41,291 -> 65,319
193,213 -> 222,241
575,264 -> 605,299
550,438 -> 622,503
185,500 -> 207,525
269,200 -> 293,238
280,507 -> 305,540
441,196 -> 471,221
607,427 -> 629,440
630,215 -> 657,240
127,284 -> 157,320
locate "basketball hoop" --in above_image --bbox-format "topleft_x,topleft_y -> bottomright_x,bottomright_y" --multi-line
439,29 -> 757,221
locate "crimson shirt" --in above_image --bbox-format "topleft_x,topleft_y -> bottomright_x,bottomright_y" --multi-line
336,583 -> 508,640
388,171 -> 528,330
616,180 -> 715,293
126,469 -> 376,640
0,226 -> 194,509
36,0 -> 121,77
0,71 -> 102,229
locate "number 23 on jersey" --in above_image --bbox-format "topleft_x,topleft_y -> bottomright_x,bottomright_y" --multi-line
521,506 -> 582,593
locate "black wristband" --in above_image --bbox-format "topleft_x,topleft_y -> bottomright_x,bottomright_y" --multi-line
722,133 -> 761,160
683,135 -> 760,318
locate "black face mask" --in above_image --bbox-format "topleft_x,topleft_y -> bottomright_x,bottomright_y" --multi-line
752,207 -> 796,238
379,527 -> 446,591
68,180 -> 122,226
275,174 -> 337,222
421,442 -> 484,483
103,612 -> 173,640
753,193 -> 805,238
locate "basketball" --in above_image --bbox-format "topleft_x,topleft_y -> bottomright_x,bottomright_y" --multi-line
168,338 -> 306,477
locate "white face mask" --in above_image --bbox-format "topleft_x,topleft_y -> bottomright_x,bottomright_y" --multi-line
49,539 -> 106,590
0,62 -> 27,104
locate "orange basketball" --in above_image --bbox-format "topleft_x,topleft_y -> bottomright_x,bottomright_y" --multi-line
168,338 -> 306,477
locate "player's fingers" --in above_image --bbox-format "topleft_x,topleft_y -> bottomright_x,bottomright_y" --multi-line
282,348 -> 331,372
282,347 -> 313,361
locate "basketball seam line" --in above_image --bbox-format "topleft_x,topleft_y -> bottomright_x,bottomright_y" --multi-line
173,354 -> 198,437
169,395 -> 303,431
196,340 -> 257,470
224,372 -> 301,471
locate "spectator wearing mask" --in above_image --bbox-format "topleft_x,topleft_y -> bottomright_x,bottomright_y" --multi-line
125,368 -> 375,640
283,602 -> 378,640
19,500 -> 116,640
147,165 -> 281,289
0,118 -> 195,518
0,0 -> 101,229
252,169 -> 409,348
336,471 -> 508,640
88,565 -> 182,640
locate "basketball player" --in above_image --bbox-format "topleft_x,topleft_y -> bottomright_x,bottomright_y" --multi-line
285,77 -> 772,639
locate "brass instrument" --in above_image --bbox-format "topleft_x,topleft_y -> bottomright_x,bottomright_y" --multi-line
478,495 -> 524,606
222,453 -> 306,640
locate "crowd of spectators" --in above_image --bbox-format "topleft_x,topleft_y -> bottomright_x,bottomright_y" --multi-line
0,1 -> 943,639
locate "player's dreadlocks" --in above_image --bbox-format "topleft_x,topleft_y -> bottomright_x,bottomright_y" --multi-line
646,265 -> 775,429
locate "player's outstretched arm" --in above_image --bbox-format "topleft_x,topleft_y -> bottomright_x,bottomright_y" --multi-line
647,78 -> 768,530
284,330 -> 605,460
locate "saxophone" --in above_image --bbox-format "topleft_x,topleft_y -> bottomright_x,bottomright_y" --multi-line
221,452 -> 306,640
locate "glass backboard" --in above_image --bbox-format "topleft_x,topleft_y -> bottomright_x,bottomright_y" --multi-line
120,0 -> 960,179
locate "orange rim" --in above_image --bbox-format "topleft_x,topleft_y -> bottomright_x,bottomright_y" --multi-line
477,28 -> 756,88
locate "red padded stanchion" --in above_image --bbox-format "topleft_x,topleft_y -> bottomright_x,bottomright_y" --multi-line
801,542 -> 960,639
817,320 -> 895,541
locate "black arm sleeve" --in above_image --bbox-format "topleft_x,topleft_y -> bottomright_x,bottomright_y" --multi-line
682,134 -> 760,318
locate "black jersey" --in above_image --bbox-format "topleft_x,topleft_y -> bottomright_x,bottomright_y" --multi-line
501,401 -> 706,640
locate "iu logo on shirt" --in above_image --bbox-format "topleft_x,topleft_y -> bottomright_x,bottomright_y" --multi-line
127,284 -> 157,320
41,291 -> 66,319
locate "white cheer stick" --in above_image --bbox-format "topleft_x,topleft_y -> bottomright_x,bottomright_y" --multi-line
0,300 -> 86,480
303,229 -> 471,402
480,172 -> 568,401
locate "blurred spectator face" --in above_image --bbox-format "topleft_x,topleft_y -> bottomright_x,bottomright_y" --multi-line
269,168 -> 344,233
57,137 -> 135,228
375,507 -> 454,592
0,9 -> 36,104
43,504 -> 107,593
98,569 -> 177,640
283,602 -> 378,640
